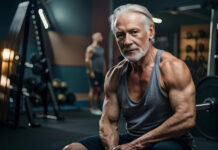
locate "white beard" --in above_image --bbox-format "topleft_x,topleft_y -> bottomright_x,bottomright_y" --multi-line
120,40 -> 150,62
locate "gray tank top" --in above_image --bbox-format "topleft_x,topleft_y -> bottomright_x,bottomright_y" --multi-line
117,50 -> 196,149
91,46 -> 104,73
118,50 -> 172,136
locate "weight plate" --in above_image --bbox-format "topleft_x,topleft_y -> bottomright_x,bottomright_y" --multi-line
196,76 -> 218,140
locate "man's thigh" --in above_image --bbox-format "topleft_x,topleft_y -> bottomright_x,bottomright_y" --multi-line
77,134 -> 134,150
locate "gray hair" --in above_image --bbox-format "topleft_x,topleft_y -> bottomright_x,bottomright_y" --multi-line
109,4 -> 154,34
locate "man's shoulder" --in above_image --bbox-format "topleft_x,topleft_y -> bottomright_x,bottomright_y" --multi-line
105,60 -> 127,90
86,44 -> 95,52
106,60 -> 127,78
160,51 -> 184,69
160,51 -> 191,85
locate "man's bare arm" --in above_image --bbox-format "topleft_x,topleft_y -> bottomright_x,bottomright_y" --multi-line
99,67 -> 122,150
115,59 -> 196,150
85,46 -> 95,77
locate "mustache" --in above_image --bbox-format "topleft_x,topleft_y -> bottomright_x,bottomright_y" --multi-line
122,45 -> 140,54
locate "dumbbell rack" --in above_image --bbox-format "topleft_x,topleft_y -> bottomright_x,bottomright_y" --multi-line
22,88 -> 40,127
22,0 -> 63,121
180,24 -> 210,86
0,0 -> 63,128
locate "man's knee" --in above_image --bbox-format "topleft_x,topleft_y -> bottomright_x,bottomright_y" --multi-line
62,143 -> 87,150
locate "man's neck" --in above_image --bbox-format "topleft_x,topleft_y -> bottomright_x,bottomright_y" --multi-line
92,41 -> 100,47
130,46 -> 157,72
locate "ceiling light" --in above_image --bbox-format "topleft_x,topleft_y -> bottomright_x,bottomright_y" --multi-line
38,8 -> 50,29
178,4 -> 201,11
152,17 -> 162,24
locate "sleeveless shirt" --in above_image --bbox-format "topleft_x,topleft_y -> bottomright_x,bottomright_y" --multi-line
117,50 -> 196,150
91,46 -> 104,73
117,50 -> 172,136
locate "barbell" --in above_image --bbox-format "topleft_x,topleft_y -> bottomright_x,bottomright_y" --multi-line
195,76 -> 218,140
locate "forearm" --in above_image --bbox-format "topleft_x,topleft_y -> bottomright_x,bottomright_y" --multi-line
86,61 -> 94,74
99,122 -> 119,150
131,113 -> 195,149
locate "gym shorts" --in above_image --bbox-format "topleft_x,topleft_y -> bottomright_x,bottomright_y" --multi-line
89,72 -> 104,88
77,133 -> 191,150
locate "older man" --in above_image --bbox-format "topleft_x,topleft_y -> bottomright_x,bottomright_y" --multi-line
63,4 -> 196,150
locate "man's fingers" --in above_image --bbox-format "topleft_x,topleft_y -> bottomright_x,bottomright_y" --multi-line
112,146 -> 120,150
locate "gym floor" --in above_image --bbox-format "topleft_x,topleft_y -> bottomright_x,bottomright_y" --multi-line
0,108 -> 218,150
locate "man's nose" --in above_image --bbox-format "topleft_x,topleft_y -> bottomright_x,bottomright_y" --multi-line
123,34 -> 133,46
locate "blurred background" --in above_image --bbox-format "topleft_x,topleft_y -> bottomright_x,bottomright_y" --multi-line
0,0 -> 218,150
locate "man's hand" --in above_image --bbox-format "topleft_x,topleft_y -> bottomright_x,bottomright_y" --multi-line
112,142 -> 142,150
90,71 -> 95,78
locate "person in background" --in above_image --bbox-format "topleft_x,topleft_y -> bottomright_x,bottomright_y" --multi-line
63,4 -> 196,150
85,32 -> 106,115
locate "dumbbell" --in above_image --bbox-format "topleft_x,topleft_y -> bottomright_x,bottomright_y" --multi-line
60,81 -> 67,93
57,93 -> 66,104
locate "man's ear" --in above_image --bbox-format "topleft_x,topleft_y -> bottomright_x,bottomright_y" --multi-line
149,24 -> 155,40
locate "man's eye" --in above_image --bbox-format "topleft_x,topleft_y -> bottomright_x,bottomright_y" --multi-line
116,33 -> 125,39
131,30 -> 138,35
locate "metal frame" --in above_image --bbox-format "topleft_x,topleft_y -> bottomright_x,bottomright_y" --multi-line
207,9 -> 218,76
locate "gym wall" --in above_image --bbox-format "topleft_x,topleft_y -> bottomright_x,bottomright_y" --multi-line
45,0 -> 92,99
48,31 -> 91,93
46,0 -> 110,100
0,0 -> 20,40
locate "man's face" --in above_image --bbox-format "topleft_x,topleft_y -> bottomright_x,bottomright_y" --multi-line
115,11 -> 152,62
97,33 -> 103,42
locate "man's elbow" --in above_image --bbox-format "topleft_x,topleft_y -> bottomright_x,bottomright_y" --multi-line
99,118 -> 118,133
99,118 -> 106,130
85,59 -> 90,64
99,119 -> 109,137
185,112 -> 196,130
